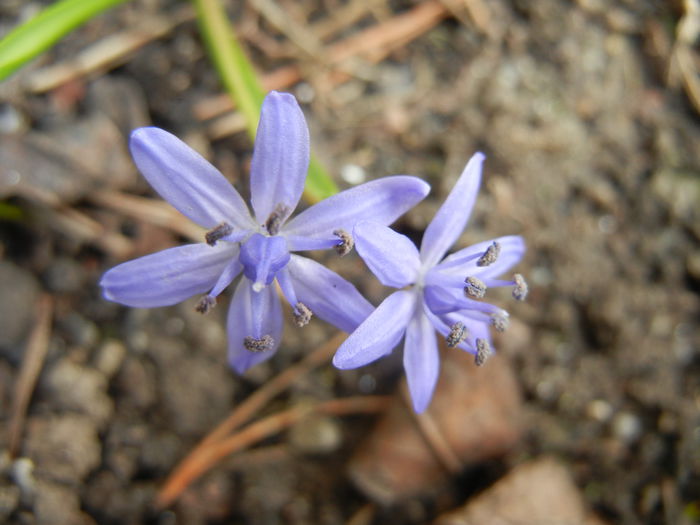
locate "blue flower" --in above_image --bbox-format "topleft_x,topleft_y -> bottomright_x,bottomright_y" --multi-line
332,153 -> 527,413
100,91 -> 429,373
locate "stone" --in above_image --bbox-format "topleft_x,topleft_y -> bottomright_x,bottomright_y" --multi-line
433,457 -> 607,525
24,414 -> 101,484
289,413 -> 343,455
33,478 -> 95,525
42,359 -> 113,428
0,262 -> 40,357
349,346 -> 522,504
93,339 -> 126,379
43,256 -> 85,294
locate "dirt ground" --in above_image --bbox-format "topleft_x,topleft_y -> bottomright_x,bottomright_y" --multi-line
0,0 -> 699,524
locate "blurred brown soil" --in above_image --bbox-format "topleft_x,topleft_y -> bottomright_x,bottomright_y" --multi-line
0,1 -> 699,524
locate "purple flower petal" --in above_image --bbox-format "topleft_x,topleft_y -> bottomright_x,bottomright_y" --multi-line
437,235 -> 525,279
332,290 -> 416,369
249,92 -> 310,225
354,221 -> 420,288
100,243 -> 236,307
286,255 -> 373,333
239,233 -> 290,291
404,309 -> 440,413
283,176 -> 430,240
423,282 -> 502,316
282,236 -> 338,252
129,127 -> 253,229
420,153 -> 485,268
227,278 -> 284,374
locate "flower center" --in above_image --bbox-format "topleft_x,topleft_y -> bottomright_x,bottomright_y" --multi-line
239,233 -> 290,292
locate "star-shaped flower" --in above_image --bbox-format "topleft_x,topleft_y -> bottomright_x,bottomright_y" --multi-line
100,91 -> 429,372
332,153 -> 527,413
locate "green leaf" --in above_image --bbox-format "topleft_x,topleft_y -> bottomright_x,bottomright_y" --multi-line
0,201 -> 24,221
0,0 -> 130,82
193,0 -> 338,201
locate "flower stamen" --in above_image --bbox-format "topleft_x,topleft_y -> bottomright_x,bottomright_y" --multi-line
333,229 -> 354,256
293,302 -> 313,327
475,338 -> 492,366
464,276 -> 487,299
490,311 -> 509,332
264,203 -> 290,236
476,241 -> 501,267
205,222 -> 233,246
243,335 -> 275,352
446,321 -> 467,347
512,273 -> 528,301
195,295 -> 216,314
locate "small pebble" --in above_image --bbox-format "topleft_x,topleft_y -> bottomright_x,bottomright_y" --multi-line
43,257 -> 85,293
586,400 -> 613,422
0,104 -> 26,134
612,412 -> 642,443
0,262 -> 40,352
93,339 -> 126,379
11,457 -> 36,502
340,164 -> 366,185
58,313 -> 99,348
289,414 -> 342,455
0,484 -> 20,521
43,360 -> 113,427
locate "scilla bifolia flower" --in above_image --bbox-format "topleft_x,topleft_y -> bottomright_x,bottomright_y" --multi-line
332,153 -> 527,413
101,91 -> 429,372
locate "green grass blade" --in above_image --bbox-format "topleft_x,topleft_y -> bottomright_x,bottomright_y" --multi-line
193,0 -> 338,201
307,157 -> 339,201
0,0 -> 130,82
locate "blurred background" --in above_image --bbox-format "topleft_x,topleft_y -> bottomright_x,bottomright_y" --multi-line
0,0 -> 698,523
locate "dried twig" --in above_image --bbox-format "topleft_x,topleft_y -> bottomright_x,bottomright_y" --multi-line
35,204 -> 133,258
88,189 -> 205,243
193,0 -> 449,126
439,0 -> 493,37
25,7 -> 194,94
669,0 -> 700,113
156,331 -> 345,507
345,503 -> 376,525
8,295 -> 53,457
157,393 -> 389,508
400,384 -> 463,474
201,395 -> 390,474
673,45 -> 700,113
248,0 -> 324,59
313,0 -> 386,42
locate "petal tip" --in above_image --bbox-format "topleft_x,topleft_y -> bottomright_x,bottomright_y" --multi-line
129,126 -> 164,149
412,397 -> 431,414
331,353 -> 352,370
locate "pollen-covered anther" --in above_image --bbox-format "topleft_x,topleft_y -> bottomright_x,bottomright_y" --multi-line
464,276 -> 487,299
243,335 -> 275,352
333,229 -> 354,256
293,302 -> 313,327
264,203 -> 290,236
205,222 -> 233,246
446,322 -> 467,348
195,295 -> 216,314
475,338 -> 492,366
490,311 -> 509,332
477,241 -> 501,267
512,273 -> 528,301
